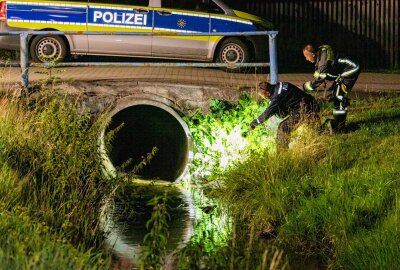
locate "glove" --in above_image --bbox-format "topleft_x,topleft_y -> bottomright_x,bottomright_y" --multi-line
249,119 -> 260,130
303,81 -> 314,92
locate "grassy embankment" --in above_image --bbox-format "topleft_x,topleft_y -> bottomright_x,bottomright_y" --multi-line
0,56 -> 399,269
0,91 -> 117,269
209,92 -> 400,268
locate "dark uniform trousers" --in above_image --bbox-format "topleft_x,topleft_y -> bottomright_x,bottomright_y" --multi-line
277,97 -> 320,148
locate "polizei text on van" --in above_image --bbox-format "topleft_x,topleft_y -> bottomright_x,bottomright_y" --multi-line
92,11 -> 148,26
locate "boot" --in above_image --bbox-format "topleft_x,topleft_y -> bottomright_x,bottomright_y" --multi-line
333,113 -> 347,133
328,119 -> 337,135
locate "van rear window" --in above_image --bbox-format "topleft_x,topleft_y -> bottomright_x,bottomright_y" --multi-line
89,0 -> 149,6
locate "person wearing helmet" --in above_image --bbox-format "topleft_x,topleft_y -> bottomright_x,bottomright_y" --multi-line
303,44 -> 360,133
249,81 -> 320,149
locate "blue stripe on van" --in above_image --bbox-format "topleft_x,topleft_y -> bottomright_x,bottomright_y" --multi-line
6,2 -> 256,33
153,12 -> 209,33
7,3 -> 86,13
211,17 -> 256,32
7,3 -> 87,23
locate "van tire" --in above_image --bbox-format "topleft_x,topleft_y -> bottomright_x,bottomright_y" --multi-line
216,38 -> 250,73
30,35 -> 68,63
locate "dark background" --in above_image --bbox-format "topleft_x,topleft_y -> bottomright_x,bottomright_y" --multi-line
229,0 -> 399,72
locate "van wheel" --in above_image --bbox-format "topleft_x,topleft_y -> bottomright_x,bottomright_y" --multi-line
217,38 -> 250,73
30,35 -> 68,63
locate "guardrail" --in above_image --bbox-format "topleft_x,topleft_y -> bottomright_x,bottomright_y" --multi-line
0,30 -> 279,89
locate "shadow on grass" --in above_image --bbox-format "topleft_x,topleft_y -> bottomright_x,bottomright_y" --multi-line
345,113 -> 400,133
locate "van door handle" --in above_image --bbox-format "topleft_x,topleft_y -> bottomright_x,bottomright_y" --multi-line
133,8 -> 149,14
157,10 -> 172,16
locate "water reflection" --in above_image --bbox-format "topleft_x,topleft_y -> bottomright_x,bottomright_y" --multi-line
102,182 -> 196,265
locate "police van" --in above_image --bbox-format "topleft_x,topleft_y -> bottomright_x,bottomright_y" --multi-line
0,0 -> 273,70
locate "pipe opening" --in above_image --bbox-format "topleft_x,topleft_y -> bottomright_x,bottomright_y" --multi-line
105,104 -> 190,182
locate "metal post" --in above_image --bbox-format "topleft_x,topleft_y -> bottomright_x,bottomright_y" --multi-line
19,32 -> 29,90
268,33 -> 279,84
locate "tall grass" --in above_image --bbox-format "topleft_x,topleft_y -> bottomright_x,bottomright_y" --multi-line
0,204 -> 108,269
0,94 -> 117,268
213,93 -> 400,268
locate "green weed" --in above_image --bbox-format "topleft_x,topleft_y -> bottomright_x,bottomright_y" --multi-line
183,94 -> 277,183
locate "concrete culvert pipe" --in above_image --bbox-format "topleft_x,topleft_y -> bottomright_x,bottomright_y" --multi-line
101,99 -> 192,182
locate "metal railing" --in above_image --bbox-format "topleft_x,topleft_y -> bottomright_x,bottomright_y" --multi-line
0,30 -> 279,89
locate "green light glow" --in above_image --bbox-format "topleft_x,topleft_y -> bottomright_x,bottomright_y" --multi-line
188,189 -> 231,252
187,112 -> 281,180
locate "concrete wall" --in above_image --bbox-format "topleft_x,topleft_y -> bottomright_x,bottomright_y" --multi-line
60,80 -> 254,117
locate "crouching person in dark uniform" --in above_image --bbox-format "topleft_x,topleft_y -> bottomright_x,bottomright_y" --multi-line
249,81 -> 320,149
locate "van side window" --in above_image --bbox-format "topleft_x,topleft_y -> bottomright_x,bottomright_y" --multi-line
89,0 -> 149,6
162,0 -> 208,12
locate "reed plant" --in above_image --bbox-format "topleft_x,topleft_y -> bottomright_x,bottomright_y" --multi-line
141,192 -> 170,269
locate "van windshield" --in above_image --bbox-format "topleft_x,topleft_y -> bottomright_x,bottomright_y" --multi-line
212,0 -> 240,11
209,0 -> 225,14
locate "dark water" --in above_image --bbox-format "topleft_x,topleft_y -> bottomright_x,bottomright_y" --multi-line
102,183 -> 197,264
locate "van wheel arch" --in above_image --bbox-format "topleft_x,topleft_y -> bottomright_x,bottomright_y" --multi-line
214,37 -> 255,72
29,29 -> 70,63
